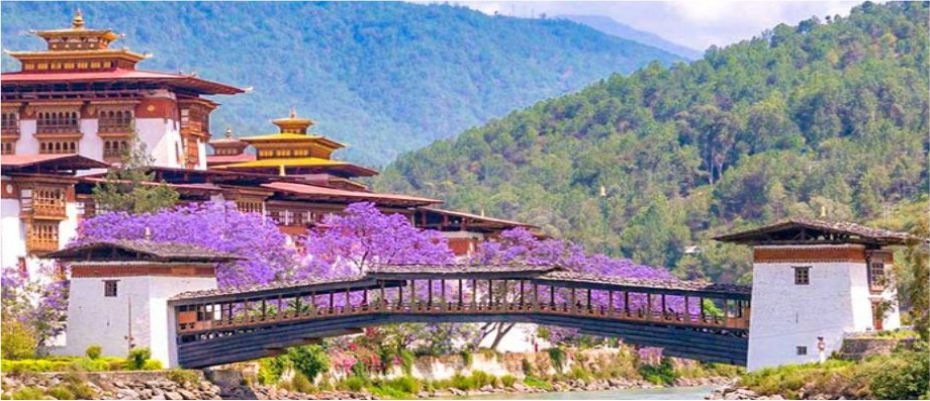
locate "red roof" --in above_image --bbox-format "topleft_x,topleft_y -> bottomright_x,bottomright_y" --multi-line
418,207 -> 537,228
206,153 -> 256,165
1,68 -> 244,95
2,154 -> 109,170
79,176 -> 224,194
262,181 -> 441,207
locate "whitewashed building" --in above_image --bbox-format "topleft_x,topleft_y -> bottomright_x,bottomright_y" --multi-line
716,219 -> 912,371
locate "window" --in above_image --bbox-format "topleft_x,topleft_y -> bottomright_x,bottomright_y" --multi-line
1,111 -> 19,135
1,141 -> 14,155
794,266 -> 810,285
103,139 -> 130,160
104,280 -> 118,297
869,262 -> 886,288
39,140 -> 78,154
98,109 -> 134,133
796,346 -> 807,356
36,110 -> 80,134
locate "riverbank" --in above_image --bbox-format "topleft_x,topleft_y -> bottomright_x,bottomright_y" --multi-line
1,370 -> 732,400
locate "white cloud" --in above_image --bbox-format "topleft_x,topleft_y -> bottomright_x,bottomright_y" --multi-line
440,1 -> 860,50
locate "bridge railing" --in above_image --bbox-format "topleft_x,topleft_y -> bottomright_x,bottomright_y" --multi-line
175,279 -> 750,342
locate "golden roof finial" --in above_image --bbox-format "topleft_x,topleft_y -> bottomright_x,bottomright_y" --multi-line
289,107 -> 297,119
72,8 -> 85,29
225,127 -> 233,139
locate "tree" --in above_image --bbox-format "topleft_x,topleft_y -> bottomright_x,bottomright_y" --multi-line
898,214 -> 929,339
91,135 -> 179,214
1,264 -> 68,351
76,201 -> 297,287
299,202 -> 454,279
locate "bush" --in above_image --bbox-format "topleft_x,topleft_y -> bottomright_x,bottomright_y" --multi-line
72,357 -> 110,372
11,386 -> 45,400
258,357 -> 288,385
142,359 -> 163,370
1,321 -> 37,360
546,347 -> 566,373
127,347 -> 151,370
48,385 -> 76,400
84,345 -> 102,360
448,373 -> 474,390
369,376 -> 422,398
287,345 -> 329,381
338,376 -> 367,392
568,366 -> 592,382
523,376 -> 552,390
521,358 -> 534,376
291,373 -> 316,394
166,369 -> 200,386
461,350 -> 473,368
500,374 -> 516,387
399,349 -> 415,375
869,347 -> 929,399
638,357 -> 678,385
470,370 -> 495,389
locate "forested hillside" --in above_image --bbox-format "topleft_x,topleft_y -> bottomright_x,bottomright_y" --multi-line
376,2 -> 930,283
1,2 -> 678,165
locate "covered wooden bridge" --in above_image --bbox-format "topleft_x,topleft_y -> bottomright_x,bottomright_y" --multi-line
170,265 -> 752,368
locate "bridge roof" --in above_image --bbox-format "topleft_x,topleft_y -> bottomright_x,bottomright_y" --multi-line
534,271 -> 751,300
169,274 -> 406,304
368,264 -> 558,279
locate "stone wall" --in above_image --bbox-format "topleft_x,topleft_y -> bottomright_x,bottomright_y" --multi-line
838,337 -> 917,361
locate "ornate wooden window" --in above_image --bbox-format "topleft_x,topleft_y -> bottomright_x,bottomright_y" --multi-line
27,186 -> 67,219
869,262 -> 886,291
39,140 -> 79,154
27,220 -> 59,253
796,346 -> 807,356
1,110 -> 19,137
793,266 -> 810,285
98,109 -> 134,133
103,139 -> 130,161
36,110 -> 80,134
1,141 -> 14,155
104,280 -> 119,297
235,199 -> 263,214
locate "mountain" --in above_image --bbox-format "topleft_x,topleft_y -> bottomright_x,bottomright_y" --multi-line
559,15 -> 703,60
1,2 -> 680,166
375,1 -> 929,283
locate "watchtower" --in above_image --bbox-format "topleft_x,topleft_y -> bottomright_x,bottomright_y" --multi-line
47,240 -> 237,366
716,219 -> 912,370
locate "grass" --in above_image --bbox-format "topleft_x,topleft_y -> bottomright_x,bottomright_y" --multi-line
523,376 -> 553,390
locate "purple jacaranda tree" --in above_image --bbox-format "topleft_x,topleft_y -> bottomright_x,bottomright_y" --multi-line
1,264 -> 69,349
77,201 -> 297,287
471,227 -> 692,347
299,202 -> 454,279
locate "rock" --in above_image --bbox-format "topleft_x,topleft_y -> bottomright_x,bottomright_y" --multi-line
177,389 -> 197,400
117,388 -> 141,400
165,391 -> 184,401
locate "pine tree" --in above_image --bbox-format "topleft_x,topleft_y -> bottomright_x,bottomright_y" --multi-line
91,135 -> 179,214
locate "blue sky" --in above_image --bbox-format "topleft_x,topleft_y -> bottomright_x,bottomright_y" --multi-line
447,1 -> 860,51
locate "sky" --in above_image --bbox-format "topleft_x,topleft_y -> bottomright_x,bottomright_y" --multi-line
448,1 -> 861,51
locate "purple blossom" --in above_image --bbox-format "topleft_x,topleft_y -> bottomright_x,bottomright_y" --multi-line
77,201 -> 297,287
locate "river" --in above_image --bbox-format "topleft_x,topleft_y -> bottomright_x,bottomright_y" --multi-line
456,385 -> 716,400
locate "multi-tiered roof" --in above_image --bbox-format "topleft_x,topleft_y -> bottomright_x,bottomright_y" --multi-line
2,10 -> 242,96
210,109 -> 377,178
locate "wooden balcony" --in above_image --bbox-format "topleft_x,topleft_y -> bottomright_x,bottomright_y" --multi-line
36,124 -> 81,136
26,222 -> 60,254
98,123 -> 134,136
21,187 -> 68,220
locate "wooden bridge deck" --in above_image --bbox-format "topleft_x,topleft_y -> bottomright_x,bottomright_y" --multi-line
170,265 -> 751,368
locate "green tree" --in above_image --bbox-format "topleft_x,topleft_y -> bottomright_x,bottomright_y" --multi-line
91,135 -> 179,214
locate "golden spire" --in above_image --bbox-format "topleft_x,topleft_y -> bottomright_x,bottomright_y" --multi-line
225,127 -> 233,139
72,9 -> 85,29
289,107 -> 297,119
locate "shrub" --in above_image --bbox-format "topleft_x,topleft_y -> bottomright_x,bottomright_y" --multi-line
1,321 -> 37,360
166,369 -> 200,386
399,349 -> 415,375
369,376 -> 422,398
638,357 -> 678,385
258,357 -> 288,385
48,385 -> 76,400
286,345 -> 329,381
568,366 -> 592,382
869,347 -> 929,399
127,347 -> 151,370
291,373 -> 316,394
84,345 -> 102,360
546,348 -> 566,373
11,386 -> 45,400
338,376 -> 367,392
72,357 -> 110,372
500,374 -> 516,387
470,370 -> 495,389
523,376 -> 552,390
461,350 -> 473,368
521,358 -> 534,376
448,373 -> 474,390
388,376 -> 422,394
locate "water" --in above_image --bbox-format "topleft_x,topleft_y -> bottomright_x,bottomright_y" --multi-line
458,385 -> 715,400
